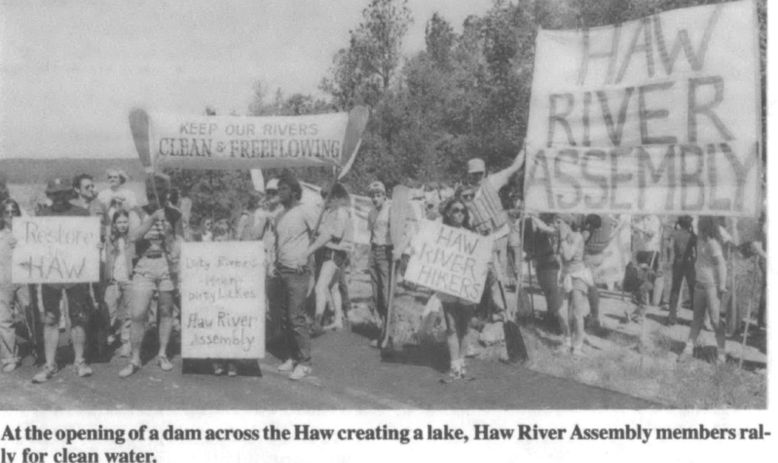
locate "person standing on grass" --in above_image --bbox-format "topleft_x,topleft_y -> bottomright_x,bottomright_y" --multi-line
32,178 -> 94,383
666,216 -> 696,326
678,216 -> 728,364
526,213 -> 563,331
555,214 -> 592,357
119,173 -> 183,378
0,199 -> 28,372
436,198 -> 478,380
366,181 -> 392,348
274,170 -> 317,381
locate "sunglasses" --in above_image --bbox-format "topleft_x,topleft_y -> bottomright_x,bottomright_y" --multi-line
108,175 -> 120,180
266,190 -> 278,196
370,192 -> 384,198
450,207 -> 466,214
461,194 -> 474,201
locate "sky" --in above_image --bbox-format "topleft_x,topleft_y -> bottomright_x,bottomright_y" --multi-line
0,0 -> 493,161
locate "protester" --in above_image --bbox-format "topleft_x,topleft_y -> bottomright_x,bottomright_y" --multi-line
678,216 -> 728,364
581,214 -> 618,330
305,183 -> 352,334
96,168 -> 138,210
437,198 -> 476,380
32,178 -> 94,383
667,216 -> 696,326
0,199 -> 28,372
555,214 -> 593,357
463,151 -> 525,320
630,214 -> 663,322
119,173 -> 183,378
104,210 -> 135,357
273,170 -> 317,380
199,218 -> 214,242
367,181 -> 392,348
526,214 -> 563,330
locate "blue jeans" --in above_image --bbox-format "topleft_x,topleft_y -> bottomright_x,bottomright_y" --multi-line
277,269 -> 312,365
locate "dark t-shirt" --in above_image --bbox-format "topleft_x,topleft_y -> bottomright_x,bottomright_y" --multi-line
38,203 -> 91,218
671,228 -> 696,266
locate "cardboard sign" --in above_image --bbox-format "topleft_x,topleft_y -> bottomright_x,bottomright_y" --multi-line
12,216 -> 100,284
405,220 -> 492,304
180,242 -> 265,359
525,1 -> 761,216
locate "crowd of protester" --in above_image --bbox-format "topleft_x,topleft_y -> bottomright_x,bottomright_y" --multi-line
0,157 -> 767,384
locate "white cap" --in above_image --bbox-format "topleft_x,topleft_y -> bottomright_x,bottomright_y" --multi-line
266,178 -> 279,190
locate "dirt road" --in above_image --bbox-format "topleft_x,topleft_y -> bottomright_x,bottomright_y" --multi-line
0,324 -> 660,411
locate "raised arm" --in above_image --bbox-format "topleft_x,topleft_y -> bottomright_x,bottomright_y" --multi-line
487,148 -> 526,191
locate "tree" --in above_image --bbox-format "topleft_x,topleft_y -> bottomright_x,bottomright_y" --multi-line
320,0 -> 413,109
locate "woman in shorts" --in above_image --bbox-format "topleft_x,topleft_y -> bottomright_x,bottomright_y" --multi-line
437,198 -> 476,380
678,216 -> 728,364
555,214 -> 593,357
305,183 -> 352,333
104,210 -> 135,357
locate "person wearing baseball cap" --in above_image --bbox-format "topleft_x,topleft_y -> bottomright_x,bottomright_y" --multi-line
32,178 -> 94,384
463,149 -> 526,322
367,180 -> 392,348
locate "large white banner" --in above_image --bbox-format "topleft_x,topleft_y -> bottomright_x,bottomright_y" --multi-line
12,216 -> 101,284
149,112 -> 350,170
525,1 -> 761,216
181,242 -> 265,359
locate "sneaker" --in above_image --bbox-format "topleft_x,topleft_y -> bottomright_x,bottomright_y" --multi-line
157,356 -> 173,372
3,362 -> 19,373
288,364 -> 311,381
369,339 -> 380,349
572,347 -> 586,358
716,352 -> 727,364
32,364 -> 58,384
107,334 -> 116,345
74,360 -> 93,378
118,362 -> 140,378
227,363 -> 238,377
277,359 -> 296,372
213,362 -> 225,376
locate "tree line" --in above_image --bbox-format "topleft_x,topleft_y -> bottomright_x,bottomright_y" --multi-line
171,0 -> 766,227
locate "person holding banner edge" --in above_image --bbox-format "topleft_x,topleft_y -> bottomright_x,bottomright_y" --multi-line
118,173 -> 183,378
463,150 -> 525,321
32,178 -> 94,383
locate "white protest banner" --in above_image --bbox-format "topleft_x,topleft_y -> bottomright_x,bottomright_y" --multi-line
525,0 -> 761,217
405,220 -> 492,304
11,216 -> 101,284
181,242 -> 265,359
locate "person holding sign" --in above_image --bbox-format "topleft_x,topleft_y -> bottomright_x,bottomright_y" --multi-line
273,171 -> 317,381
0,199 -> 28,372
555,214 -> 593,357
305,183 -> 352,334
438,198 -> 477,381
31,178 -> 94,383
367,181 -> 392,347
119,173 -> 183,378
678,216 -> 728,364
